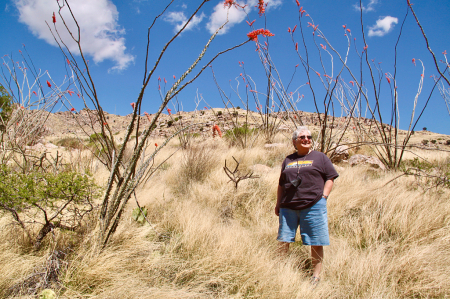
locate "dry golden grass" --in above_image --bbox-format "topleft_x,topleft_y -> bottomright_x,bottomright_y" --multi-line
1,133 -> 450,298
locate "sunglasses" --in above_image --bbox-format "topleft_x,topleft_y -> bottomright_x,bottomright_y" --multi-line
297,135 -> 312,140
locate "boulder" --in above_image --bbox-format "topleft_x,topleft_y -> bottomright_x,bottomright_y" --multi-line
45,142 -> 58,149
348,154 -> 386,170
330,145 -> 349,163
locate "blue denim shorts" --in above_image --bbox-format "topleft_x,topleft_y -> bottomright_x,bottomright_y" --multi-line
277,197 -> 330,246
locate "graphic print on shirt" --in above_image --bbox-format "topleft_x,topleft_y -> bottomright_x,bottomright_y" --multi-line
285,160 -> 313,169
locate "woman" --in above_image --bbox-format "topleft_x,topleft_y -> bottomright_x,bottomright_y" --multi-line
275,126 -> 338,285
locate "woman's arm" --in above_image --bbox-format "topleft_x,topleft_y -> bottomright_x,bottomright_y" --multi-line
323,178 -> 334,198
275,185 -> 283,216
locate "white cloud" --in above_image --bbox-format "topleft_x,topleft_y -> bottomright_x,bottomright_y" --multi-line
164,11 -> 205,32
368,16 -> 398,37
206,0 -> 283,35
206,3 -> 247,35
354,0 -> 378,12
14,0 -> 134,72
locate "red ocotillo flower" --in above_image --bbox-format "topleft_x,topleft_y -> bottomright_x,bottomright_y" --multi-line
385,73 -> 391,84
130,102 -> 136,110
52,12 -> 56,23
296,0 -> 300,6
247,28 -> 274,42
363,45 -> 368,51
155,143 -> 158,147
212,124 -> 222,138
224,0 -> 234,8
66,59 -> 70,65
67,90 -> 74,96
300,7 -> 306,17
349,81 -> 355,86
246,20 -> 255,26
71,107 -> 76,112
288,27 -> 291,33
144,112 -> 151,122
292,25 -> 297,33
346,28 -> 351,33
32,91 -> 37,96
256,0 -> 265,16
167,108 -> 172,115
443,50 -> 447,55
46,80 -> 52,88
412,58 -> 416,66
295,42 -> 298,51
320,44 -> 326,50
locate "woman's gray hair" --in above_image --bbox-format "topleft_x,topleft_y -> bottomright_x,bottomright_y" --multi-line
292,126 -> 311,141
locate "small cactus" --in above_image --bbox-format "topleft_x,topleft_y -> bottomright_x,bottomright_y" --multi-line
132,207 -> 148,224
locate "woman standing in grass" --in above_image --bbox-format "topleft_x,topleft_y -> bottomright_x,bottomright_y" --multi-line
275,126 -> 338,286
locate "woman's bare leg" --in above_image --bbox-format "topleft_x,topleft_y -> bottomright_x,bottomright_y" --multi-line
311,246 -> 323,278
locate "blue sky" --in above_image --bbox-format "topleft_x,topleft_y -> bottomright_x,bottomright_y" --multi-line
1,0 -> 449,134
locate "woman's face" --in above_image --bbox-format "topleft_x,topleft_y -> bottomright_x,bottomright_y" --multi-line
294,131 -> 312,152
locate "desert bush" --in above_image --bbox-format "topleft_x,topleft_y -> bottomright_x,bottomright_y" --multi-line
0,85 -> 12,131
422,139 -> 429,145
400,157 -> 450,190
56,137 -> 84,150
224,124 -> 258,148
179,145 -> 219,186
0,165 -> 100,250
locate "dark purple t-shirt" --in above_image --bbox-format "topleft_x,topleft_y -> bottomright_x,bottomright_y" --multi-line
279,151 -> 339,210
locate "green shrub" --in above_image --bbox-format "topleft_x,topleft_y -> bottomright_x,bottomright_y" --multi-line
56,137 -> 84,150
0,84 -> 13,131
89,133 -> 105,143
217,111 -> 222,116
446,140 -> 450,145
422,139 -> 429,145
224,124 -> 257,148
431,140 -> 437,144
0,166 -> 100,249
167,120 -> 174,127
